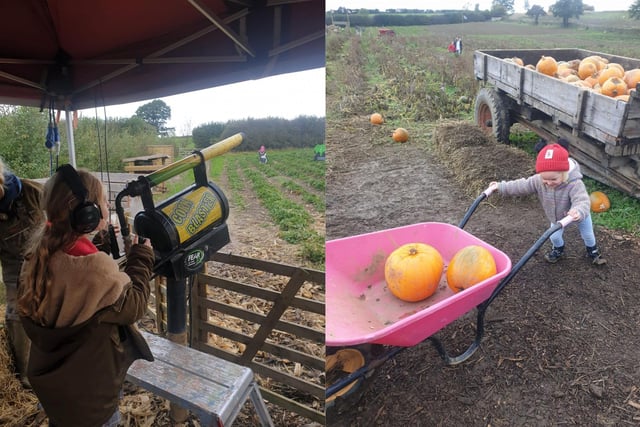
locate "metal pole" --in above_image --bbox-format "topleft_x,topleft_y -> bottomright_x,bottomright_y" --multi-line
166,276 -> 189,422
65,108 -> 77,168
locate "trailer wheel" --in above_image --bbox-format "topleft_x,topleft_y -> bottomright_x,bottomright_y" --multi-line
474,88 -> 511,144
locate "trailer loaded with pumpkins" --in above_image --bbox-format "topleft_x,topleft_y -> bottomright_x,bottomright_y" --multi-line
473,48 -> 640,199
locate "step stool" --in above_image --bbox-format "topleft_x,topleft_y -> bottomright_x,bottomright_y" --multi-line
126,330 -> 274,426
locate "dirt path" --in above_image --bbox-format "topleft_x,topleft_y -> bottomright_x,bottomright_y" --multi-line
217,166 -> 304,265
326,115 -> 640,426
209,163 -> 324,426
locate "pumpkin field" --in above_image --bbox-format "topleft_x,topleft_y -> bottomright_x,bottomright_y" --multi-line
327,17 -> 640,427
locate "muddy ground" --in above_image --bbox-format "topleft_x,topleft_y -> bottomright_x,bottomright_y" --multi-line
325,117 -> 640,426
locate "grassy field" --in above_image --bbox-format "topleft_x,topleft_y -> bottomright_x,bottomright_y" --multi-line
327,14 -> 640,234
213,148 -> 325,266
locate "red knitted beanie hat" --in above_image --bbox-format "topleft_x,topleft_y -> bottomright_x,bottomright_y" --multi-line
536,143 -> 569,173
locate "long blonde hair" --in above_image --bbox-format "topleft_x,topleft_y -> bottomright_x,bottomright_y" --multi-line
18,167 -> 104,324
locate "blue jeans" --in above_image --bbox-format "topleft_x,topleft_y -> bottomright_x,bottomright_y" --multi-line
549,213 -> 596,248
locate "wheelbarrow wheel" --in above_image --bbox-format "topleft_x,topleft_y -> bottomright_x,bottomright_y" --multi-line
326,344 -> 385,417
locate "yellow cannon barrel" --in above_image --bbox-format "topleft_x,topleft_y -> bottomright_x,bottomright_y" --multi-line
145,132 -> 244,187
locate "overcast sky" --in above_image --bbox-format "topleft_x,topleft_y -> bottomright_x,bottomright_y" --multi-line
81,67 -> 325,137
326,0 -> 633,13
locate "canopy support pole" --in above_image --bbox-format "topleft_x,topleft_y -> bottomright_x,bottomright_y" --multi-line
65,107 -> 77,167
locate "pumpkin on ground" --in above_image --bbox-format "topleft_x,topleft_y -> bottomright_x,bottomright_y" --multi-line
370,113 -> 384,125
326,348 -> 366,402
446,245 -> 497,293
392,127 -> 409,143
590,191 -> 611,213
384,243 -> 443,302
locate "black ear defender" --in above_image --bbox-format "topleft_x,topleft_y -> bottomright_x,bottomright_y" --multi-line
56,164 -> 102,234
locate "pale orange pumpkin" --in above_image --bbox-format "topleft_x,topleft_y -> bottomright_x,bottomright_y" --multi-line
582,55 -> 607,71
624,68 -> 640,91
578,61 -> 598,80
370,113 -> 384,125
601,77 -> 628,98
446,245 -> 497,293
571,80 -> 591,89
597,65 -> 624,87
583,76 -> 599,88
536,56 -> 558,77
590,191 -> 611,213
556,67 -> 577,78
384,243 -> 443,302
607,63 -> 625,74
565,59 -> 582,71
511,56 -> 524,66
392,127 -> 409,143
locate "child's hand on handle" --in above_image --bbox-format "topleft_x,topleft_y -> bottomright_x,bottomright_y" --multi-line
484,182 -> 499,197
567,208 -> 581,221
558,214 -> 575,228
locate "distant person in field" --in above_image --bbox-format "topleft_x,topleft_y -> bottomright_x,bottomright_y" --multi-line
448,41 -> 455,53
454,36 -> 463,55
258,145 -> 268,164
489,143 -> 606,265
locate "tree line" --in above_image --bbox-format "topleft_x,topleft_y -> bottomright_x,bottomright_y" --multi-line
0,105 -> 324,179
192,116 -> 325,152
328,0 -> 640,28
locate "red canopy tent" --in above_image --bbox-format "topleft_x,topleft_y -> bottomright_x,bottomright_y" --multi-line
0,0 -> 325,110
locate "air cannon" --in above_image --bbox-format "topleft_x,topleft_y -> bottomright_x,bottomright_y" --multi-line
115,133 -> 244,280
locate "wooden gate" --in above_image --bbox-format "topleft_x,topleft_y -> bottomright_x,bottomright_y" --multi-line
149,252 -> 325,424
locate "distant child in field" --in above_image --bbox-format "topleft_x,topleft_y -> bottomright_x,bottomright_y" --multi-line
258,145 -> 268,164
490,143 -> 606,265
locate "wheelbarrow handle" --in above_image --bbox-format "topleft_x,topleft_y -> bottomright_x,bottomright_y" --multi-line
481,214 -> 573,309
458,184 -> 499,229
431,214 -> 574,365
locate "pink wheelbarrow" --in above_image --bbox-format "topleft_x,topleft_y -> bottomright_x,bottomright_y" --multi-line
325,188 -> 574,411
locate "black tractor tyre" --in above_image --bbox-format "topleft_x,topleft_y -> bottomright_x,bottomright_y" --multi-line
474,88 -> 511,144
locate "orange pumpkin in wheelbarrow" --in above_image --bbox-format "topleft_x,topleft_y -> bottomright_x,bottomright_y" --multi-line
447,245 -> 497,293
384,243 -> 443,302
